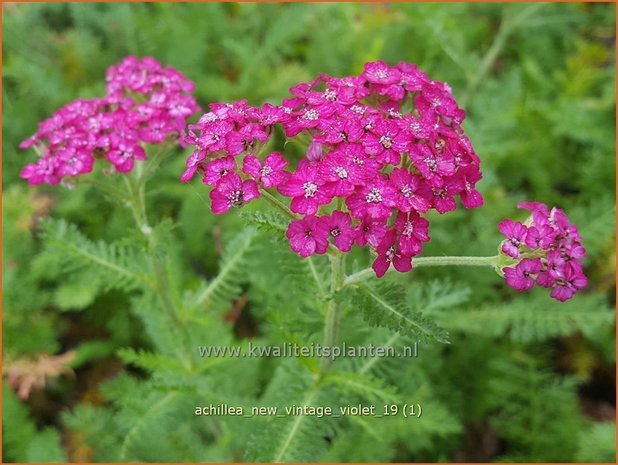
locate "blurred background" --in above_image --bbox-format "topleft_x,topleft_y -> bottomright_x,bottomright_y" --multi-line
3,2 -> 616,462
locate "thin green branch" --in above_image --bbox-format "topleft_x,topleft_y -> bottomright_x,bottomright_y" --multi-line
318,252 -> 345,376
344,255 -> 502,288
307,257 -> 327,299
260,188 -> 297,220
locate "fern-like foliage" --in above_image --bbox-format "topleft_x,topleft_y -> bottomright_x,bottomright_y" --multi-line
407,279 -> 471,314
241,210 -> 288,235
38,218 -> 152,292
2,385 -> 67,462
116,347 -> 188,375
184,227 -> 258,314
244,362 -> 336,462
242,209 -> 330,300
323,371 -> 400,404
486,357 -> 583,462
443,293 -> 615,342
349,281 -> 450,344
576,422 -> 616,462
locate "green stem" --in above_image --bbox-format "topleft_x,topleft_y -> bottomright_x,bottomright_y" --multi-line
124,167 -> 184,328
140,142 -> 172,184
319,252 -> 345,376
344,255 -> 502,287
260,188 -> 297,220
125,175 -> 151,235
78,178 -> 128,201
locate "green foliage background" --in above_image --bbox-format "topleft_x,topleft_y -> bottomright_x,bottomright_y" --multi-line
2,2 -> 616,463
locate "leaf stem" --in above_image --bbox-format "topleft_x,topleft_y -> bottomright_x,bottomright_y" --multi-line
344,255 -> 503,287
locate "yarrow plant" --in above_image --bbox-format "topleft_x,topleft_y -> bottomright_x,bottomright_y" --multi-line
180,60 -> 587,302
18,57 -> 589,331
19,56 -> 199,186
182,61 -> 484,278
13,53 -> 598,464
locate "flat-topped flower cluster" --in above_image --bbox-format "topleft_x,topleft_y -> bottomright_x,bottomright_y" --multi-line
183,61 -> 483,277
20,57 -> 199,185
18,56 -> 588,301
499,202 -> 587,301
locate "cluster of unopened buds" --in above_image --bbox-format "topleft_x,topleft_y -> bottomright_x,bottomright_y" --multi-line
19,56 -> 199,185
498,202 -> 588,302
183,61 -> 483,277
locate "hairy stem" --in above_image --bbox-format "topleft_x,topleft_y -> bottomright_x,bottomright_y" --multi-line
319,252 -> 345,376
344,255 -> 503,287
124,158 -> 185,328
260,188 -> 297,220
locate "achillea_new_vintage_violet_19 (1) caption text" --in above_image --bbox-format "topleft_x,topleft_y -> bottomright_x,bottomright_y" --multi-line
3,2 -> 616,463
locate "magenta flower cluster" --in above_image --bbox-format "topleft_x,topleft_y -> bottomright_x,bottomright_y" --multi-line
183,61 -> 483,277
499,202 -> 587,302
19,56 -> 199,185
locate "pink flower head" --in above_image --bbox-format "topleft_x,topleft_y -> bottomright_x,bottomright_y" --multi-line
346,177 -> 397,219
225,123 -> 269,156
394,211 -> 430,256
106,143 -> 146,173
242,152 -> 289,189
209,173 -> 259,214
203,156 -> 237,186
355,216 -> 388,248
183,60 -> 484,279
389,167 -> 430,213
20,57 -> 199,186
498,219 -> 528,258
499,202 -> 587,301
362,61 -> 401,86
286,215 -> 329,257
550,262 -> 588,302
180,149 -> 207,182
372,229 -> 412,278
504,258 -> 542,292
320,210 -> 355,252
278,160 -> 330,215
